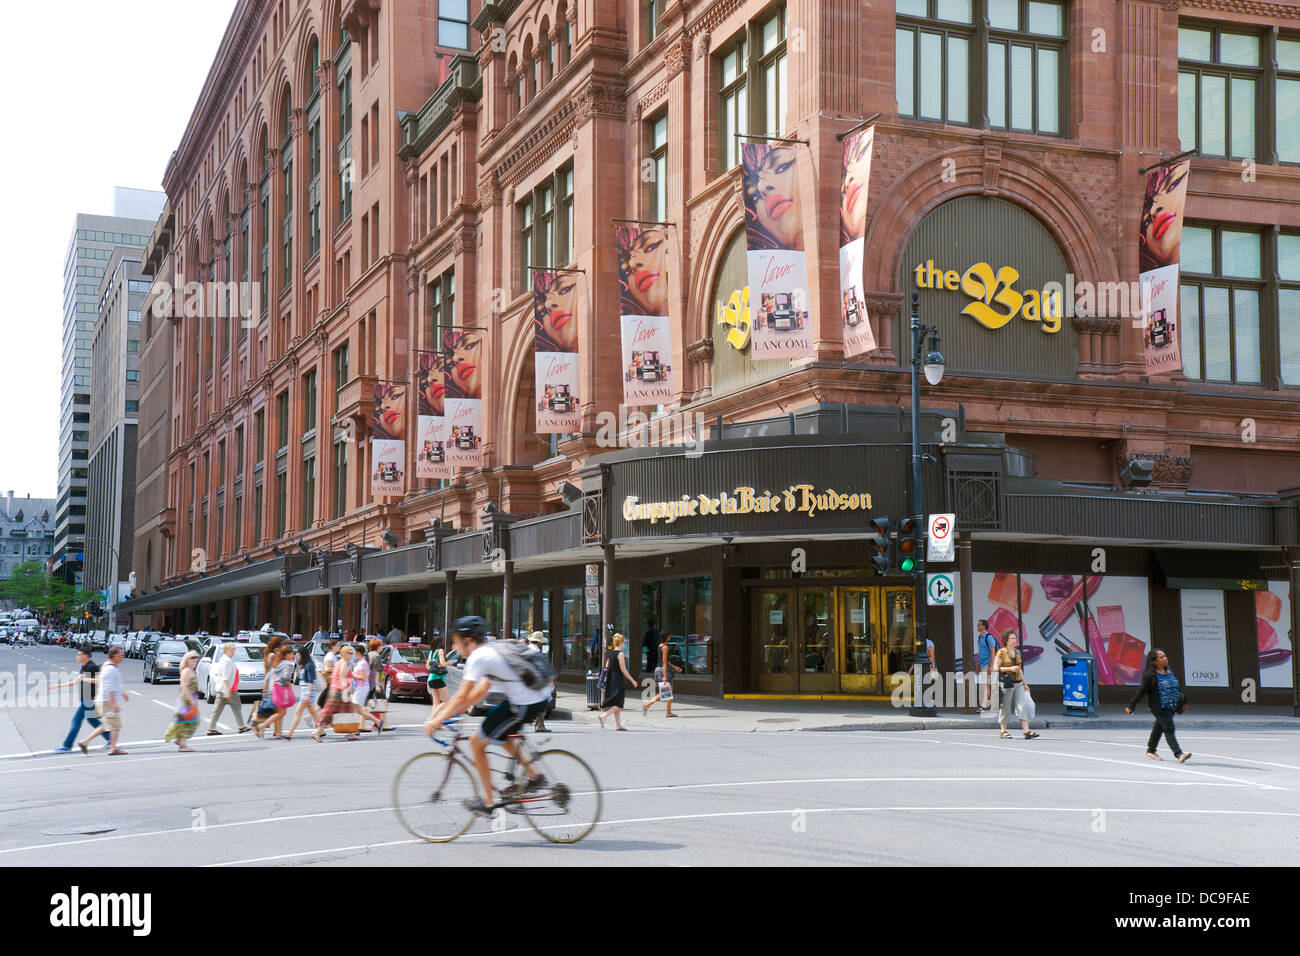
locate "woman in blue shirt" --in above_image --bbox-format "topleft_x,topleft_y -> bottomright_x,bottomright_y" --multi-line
1125,648 -> 1191,763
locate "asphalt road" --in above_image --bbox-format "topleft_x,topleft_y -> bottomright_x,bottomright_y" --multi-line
2,642 -> 1298,866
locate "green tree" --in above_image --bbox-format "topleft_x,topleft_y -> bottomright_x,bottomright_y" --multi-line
1,562 -> 48,609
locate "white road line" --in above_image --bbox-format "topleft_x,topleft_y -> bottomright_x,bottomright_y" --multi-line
207,804 -> 1300,865
1077,738 -> 1300,771
908,736 -> 1286,791
0,772 -> 1266,857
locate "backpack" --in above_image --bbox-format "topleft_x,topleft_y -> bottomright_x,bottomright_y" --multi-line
492,641 -> 556,691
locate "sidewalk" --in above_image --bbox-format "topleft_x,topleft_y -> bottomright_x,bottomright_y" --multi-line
553,689 -> 1300,733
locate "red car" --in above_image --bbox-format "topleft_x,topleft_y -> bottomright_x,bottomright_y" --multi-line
377,643 -> 432,702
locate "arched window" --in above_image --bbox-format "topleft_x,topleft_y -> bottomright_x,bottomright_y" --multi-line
337,30 -> 354,224
305,38 -> 322,258
280,85 -> 294,286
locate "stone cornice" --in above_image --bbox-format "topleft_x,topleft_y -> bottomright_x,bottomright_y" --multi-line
1178,0 -> 1300,17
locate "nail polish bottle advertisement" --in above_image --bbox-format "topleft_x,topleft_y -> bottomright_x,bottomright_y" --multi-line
1257,583 -> 1294,689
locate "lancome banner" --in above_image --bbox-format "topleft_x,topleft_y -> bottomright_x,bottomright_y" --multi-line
443,328 -> 484,468
616,225 -> 674,406
1139,160 -> 1190,376
839,128 -> 877,358
371,382 -> 406,496
415,350 -> 449,480
740,142 -> 814,360
532,270 -> 581,433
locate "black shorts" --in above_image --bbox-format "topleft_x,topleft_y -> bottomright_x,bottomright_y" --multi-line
478,700 -> 549,742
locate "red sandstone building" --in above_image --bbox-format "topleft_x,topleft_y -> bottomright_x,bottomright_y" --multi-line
126,0 -> 1300,708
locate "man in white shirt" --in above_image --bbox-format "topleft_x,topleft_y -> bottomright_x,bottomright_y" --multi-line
207,642 -> 251,735
79,647 -> 129,755
426,616 -> 551,814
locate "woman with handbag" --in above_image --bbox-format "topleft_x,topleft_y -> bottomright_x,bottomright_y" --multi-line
312,643 -> 359,742
165,651 -> 201,752
253,647 -> 297,739
284,645 -> 322,740
349,642 -> 385,735
1125,648 -> 1191,763
597,633 -> 638,731
994,631 -> 1040,740
426,637 -> 450,713
643,636 -> 684,718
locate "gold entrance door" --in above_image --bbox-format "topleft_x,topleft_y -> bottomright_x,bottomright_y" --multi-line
798,588 -> 836,693
757,589 -> 795,693
882,588 -> 916,698
839,588 -> 882,695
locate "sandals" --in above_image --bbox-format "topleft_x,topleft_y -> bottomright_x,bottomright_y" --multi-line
1178,753 -> 1192,764
999,730 -> 1012,738
1023,731 -> 1039,739
1146,752 -> 1164,761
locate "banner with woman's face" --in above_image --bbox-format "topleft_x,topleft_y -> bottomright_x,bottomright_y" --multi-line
839,128 -> 877,358
533,270 -> 581,433
616,225 -> 675,406
371,382 -> 406,496
415,351 -> 449,480
442,329 -> 484,467
740,143 -> 814,360
1138,160 -> 1190,376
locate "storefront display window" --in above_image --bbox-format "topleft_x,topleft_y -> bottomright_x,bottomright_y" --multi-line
561,587 -> 584,670
512,592 -> 534,641
643,576 -> 714,675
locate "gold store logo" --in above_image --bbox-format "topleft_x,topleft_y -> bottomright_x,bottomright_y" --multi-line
913,260 -> 1062,334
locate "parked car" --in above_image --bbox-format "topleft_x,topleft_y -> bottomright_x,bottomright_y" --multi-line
441,647 -> 507,716
195,641 -> 266,701
376,643 -> 432,702
108,634 -> 128,655
88,630 -> 109,651
143,637 -> 202,684
235,628 -> 289,643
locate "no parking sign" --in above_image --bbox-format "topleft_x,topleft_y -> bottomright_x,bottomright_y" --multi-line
927,513 -> 955,562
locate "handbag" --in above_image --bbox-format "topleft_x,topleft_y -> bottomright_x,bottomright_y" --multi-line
174,699 -> 199,723
998,650 -> 1021,688
271,683 -> 296,709
256,696 -> 277,718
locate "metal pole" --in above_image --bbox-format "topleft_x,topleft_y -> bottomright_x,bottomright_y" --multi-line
909,291 -> 936,717
502,560 -> 514,640
959,533 -> 977,714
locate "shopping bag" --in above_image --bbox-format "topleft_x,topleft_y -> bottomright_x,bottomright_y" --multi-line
658,681 -> 674,702
332,712 -> 362,735
1015,685 -> 1036,721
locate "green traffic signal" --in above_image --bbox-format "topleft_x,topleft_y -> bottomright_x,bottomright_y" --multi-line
900,555 -> 916,573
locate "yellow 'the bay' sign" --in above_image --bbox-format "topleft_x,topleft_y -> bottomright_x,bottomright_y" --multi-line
913,260 -> 1062,334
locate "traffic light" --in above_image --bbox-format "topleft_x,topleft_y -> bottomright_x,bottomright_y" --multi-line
898,516 -> 924,575
869,517 -> 894,575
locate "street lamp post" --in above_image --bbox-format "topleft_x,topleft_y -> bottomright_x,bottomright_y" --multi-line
908,290 -> 944,718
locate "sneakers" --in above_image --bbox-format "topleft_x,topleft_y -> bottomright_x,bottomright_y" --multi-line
55,746 -> 72,753
463,797 -> 494,818
523,774 -> 549,794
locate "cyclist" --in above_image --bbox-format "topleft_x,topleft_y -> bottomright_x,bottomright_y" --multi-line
425,616 -> 550,815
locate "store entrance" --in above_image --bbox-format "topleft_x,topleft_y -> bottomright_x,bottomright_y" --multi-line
755,585 -> 914,695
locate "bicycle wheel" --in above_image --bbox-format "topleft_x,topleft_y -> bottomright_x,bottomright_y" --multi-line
518,749 -> 602,844
393,752 -> 479,843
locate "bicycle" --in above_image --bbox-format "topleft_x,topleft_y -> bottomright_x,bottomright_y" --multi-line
393,716 -> 602,844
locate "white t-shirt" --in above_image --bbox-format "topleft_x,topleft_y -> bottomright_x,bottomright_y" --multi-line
99,661 -> 125,703
462,644 -> 550,707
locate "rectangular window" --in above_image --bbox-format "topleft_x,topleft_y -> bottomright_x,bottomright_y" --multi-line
1178,26 -> 1259,160
301,456 -> 316,528
333,440 -> 348,518
438,0 -> 470,49
338,52 -> 354,223
303,369 -> 317,433
718,40 -> 747,169
648,111 -> 668,220
517,163 -> 573,288
125,400 -> 139,413
646,0 -> 663,45
275,472 -> 287,539
426,268 -> 456,345
235,424 -> 245,475
1179,225 -> 1267,385
758,9 -> 787,136
253,482 -> 264,545
276,390 -> 289,449
255,410 -> 265,466
1279,37 -> 1300,163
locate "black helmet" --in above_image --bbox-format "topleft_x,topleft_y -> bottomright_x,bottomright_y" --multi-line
451,615 -> 487,640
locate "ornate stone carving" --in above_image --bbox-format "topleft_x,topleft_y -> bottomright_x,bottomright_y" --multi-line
982,142 -> 1002,196
686,337 -> 714,366
1179,0 -> 1299,16
1119,452 -> 1193,487
571,83 -> 627,128
694,30 -> 711,60
1072,315 -> 1122,335
1161,0 -> 1179,10
665,37 -> 691,77
479,172 -> 501,206
862,292 -> 904,320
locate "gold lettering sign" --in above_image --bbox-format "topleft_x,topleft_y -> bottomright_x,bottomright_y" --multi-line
913,259 -> 1062,334
623,485 -> 873,525
716,287 -> 752,351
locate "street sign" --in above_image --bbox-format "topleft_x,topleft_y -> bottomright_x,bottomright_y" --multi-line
584,584 -> 600,615
926,572 -> 955,606
927,513 -> 956,562
585,564 -> 600,586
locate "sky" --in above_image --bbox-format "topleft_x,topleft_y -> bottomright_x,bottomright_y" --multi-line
0,0 -> 239,499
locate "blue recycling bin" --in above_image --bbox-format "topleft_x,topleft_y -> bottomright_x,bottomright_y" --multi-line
1061,653 -> 1098,717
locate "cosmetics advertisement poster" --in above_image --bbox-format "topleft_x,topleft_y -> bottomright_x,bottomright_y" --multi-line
414,351 -> 449,480
839,128 -> 876,358
443,328 -> 484,468
1179,589 -> 1230,687
1138,159 -> 1189,376
740,142 -> 814,360
532,269 -> 581,433
1257,582 -> 1293,688
957,572 -> 1151,685
370,383 -> 406,496
616,225 -> 675,406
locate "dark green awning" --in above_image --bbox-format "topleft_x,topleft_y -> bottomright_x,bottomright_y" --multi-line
1155,550 -> 1267,591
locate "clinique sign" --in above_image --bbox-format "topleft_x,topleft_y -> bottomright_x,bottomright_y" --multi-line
623,485 -> 873,525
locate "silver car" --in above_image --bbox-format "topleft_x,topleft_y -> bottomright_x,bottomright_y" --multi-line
195,642 -> 266,701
